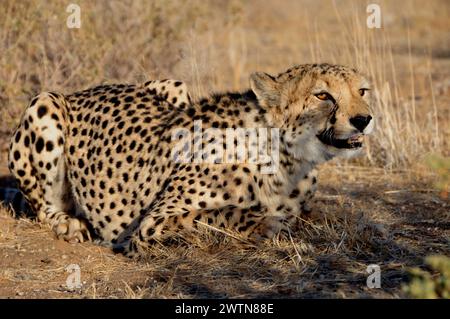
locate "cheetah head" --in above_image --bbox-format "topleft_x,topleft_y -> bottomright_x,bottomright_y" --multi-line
250,63 -> 374,163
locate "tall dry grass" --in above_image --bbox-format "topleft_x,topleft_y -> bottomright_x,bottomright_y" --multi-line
0,0 -> 448,169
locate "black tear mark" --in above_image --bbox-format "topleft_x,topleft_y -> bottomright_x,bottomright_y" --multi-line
330,102 -> 339,124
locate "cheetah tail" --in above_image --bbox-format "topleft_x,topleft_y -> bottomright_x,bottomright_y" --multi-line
0,188 -> 30,216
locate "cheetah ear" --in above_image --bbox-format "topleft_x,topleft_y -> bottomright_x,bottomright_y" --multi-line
250,72 -> 281,109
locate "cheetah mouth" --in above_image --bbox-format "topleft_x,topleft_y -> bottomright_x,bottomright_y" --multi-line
317,130 -> 363,149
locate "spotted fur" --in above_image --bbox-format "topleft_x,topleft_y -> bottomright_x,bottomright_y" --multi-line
5,64 -> 374,257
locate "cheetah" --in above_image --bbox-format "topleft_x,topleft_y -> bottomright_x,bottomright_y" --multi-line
5,64 -> 374,257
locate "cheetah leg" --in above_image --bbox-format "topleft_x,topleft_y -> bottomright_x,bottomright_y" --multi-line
211,205 -> 283,239
299,168 -> 319,219
113,204 -> 200,258
282,169 -> 319,232
250,197 -> 318,240
8,92 -> 91,243
115,203 -> 288,257
250,212 -> 289,241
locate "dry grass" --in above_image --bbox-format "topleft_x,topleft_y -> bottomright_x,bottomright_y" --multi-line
0,0 -> 449,298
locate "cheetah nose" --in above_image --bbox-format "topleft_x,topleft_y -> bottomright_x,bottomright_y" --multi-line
350,115 -> 372,132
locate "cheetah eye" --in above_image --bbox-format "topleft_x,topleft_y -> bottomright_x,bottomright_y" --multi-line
315,92 -> 332,101
359,88 -> 369,96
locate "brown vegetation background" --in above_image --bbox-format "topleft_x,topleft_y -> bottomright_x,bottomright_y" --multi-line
0,0 -> 448,298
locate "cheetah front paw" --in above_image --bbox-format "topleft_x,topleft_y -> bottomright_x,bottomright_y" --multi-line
112,237 -> 144,258
52,216 -> 92,243
250,216 -> 287,241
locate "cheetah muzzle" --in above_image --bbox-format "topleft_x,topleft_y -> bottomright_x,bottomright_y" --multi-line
317,129 -> 364,149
